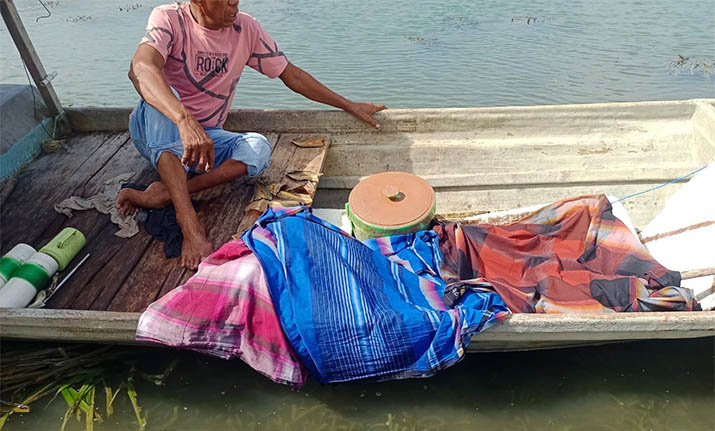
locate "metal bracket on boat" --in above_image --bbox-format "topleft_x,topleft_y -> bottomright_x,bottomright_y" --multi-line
39,71 -> 57,88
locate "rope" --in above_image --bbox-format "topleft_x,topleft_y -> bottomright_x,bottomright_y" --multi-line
36,0 -> 51,22
615,164 -> 709,203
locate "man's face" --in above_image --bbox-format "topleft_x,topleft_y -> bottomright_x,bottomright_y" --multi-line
198,0 -> 239,28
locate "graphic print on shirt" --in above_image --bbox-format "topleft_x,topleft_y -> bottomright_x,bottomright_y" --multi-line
195,51 -> 229,76
250,39 -> 284,75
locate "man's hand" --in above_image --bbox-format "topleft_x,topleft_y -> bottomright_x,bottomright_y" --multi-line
177,116 -> 215,173
346,102 -> 388,129
279,63 -> 387,129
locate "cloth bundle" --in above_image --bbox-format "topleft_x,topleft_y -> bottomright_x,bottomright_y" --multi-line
136,195 -> 698,387
434,194 -> 698,313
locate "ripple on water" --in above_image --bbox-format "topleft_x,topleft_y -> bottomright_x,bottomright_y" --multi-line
0,0 -> 712,109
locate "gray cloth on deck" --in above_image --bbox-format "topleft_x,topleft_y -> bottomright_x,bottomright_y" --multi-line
54,172 -> 139,238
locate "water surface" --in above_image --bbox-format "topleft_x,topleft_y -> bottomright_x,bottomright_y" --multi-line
1,0 -> 713,109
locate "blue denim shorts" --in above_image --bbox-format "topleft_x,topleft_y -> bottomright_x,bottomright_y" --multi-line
129,100 -> 271,177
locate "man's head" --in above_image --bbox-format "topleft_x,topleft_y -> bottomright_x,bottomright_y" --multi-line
191,0 -> 239,29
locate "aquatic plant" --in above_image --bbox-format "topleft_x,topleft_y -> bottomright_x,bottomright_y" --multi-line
668,56 -> 715,77
0,343 -> 176,431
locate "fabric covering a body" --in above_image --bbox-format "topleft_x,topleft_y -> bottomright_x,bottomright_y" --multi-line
434,194 -> 699,313
241,207 -> 509,384
136,238 -> 306,387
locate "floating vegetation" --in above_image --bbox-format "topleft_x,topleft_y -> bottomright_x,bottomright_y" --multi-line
0,343 -> 177,431
511,16 -> 553,24
442,16 -> 479,28
65,15 -> 94,23
119,4 -> 144,12
668,55 -> 715,77
406,36 -> 441,46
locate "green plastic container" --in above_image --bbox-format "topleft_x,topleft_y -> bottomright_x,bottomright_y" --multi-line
39,227 -> 86,271
346,172 -> 436,241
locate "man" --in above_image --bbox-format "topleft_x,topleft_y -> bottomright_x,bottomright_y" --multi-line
116,0 -> 386,269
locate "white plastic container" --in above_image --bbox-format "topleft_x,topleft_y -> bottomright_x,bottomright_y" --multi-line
0,243 -> 37,289
0,252 -> 58,308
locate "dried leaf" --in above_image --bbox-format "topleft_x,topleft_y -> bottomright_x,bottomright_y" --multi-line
253,183 -> 272,201
268,183 -> 284,196
287,182 -> 315,196
291,138 -> 324,148
246,199 -> 269,213
286,171 -> 322,182
276,190 -> 313,205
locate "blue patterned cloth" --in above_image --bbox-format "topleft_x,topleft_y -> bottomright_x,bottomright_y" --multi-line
242,207 -> 509,383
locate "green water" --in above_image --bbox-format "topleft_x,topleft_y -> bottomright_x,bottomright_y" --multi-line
3,338 -> 714,430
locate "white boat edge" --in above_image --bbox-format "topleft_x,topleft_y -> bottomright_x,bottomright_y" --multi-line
65,98 -> 715,135
0,308 -> 712,352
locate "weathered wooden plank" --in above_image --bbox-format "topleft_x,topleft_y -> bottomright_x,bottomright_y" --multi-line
282,134 -> 332,181
32,134 -> 145,247
43,139 -> 158,309
256,133 -> 296,184
107,239 -> 176,312
234,134 -> 331,236
71,180 -> 159,310
45,167 -> 157,309
108,134 -> 279,311
46,222 -> 152,310
109,181 -> 255,312
45,219 -> 116,309
73,234 -> 154,311
1,132 -> 129,252
1,308 -> 713,345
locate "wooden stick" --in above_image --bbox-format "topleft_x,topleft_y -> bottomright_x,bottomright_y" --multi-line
681,267 -> 715,280
641,220 -> 715,243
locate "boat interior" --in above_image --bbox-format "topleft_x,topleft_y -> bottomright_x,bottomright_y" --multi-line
1,99 -> 714,315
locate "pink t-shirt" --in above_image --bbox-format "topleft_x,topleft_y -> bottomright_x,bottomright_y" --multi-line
140,2 -> 288,128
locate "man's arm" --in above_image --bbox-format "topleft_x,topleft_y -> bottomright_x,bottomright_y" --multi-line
128,44 -> 214,172
278,62 -> 387,128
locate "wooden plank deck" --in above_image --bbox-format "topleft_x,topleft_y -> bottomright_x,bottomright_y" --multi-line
0,131 -> 330,313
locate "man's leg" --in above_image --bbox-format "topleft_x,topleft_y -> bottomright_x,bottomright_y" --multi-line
119,99 -> 214,269
156,152 -> 213,270
118,131 -> 270,210
117,98 -> 183,215
117,159 -> 248,210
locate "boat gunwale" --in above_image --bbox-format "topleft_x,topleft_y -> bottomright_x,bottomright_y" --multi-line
1,308 -> 712,347
64,98 -> 715,134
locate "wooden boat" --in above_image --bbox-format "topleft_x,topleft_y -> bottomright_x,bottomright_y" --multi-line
1,98 -> 714,351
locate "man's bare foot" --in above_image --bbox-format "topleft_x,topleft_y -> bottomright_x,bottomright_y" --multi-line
181,232 -> 214,270
114,182 -> 172,216
115,188 -> 140,216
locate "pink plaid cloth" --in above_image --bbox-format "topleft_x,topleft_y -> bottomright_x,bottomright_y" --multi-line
136,239 -> 306,387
